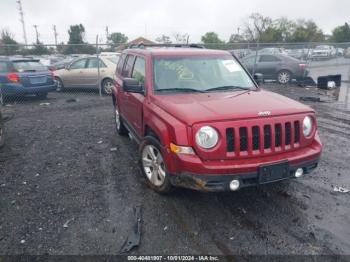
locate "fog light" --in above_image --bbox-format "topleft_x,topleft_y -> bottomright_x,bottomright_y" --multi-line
295,168 -> 304,178
229,180 -> 240,191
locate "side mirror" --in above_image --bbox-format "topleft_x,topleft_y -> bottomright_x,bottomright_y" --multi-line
254,73 -> 264,85
123,78 -> 144,94
65,64 -> 70,70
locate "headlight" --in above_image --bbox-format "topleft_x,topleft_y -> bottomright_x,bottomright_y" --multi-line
303,116 -> 313,137
195,126 -> 219,149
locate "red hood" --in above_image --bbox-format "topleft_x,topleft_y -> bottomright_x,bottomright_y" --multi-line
151,89 -> 313,126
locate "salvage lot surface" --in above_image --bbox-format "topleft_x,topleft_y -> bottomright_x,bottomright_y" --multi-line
0,85 -> 349,255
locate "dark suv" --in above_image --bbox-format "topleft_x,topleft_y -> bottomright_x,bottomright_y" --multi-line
0,57 -> 56,101
112,45 -> 322,193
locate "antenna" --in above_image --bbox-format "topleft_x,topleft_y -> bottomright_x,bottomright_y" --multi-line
53,25 -> 58,46
33,24 -> 39,44
16,0 -> 28,45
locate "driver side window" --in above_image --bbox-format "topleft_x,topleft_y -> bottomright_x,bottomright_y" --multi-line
70,59 -> 87,69
131,57 -> 146,85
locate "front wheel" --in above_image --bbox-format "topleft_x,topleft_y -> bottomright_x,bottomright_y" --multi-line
277,70 -> 292,84
139,136 -> 173,194
114,103 -> 128,135
102,79 -> 114,95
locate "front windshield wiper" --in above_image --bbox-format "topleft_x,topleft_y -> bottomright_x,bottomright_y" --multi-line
205,86 -> 249,92
156,88 -> 206,93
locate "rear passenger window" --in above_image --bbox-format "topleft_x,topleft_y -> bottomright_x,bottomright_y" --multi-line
116,54 -> 126,75
122,55 -> 135,77
0,62 -> 8,72
259,55 -> 280,62
132,57 -> 146,84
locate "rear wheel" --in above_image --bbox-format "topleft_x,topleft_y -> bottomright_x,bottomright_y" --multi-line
277,70 -> 292,84
55,77 -> 64,92
139,136 -> 173,193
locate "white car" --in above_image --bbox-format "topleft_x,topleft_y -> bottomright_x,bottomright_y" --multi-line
311,45 -> 336,60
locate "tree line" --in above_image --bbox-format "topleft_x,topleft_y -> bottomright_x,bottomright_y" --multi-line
1,13 -> 350,55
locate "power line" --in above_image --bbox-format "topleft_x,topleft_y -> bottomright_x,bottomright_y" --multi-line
16,0 -> 28,45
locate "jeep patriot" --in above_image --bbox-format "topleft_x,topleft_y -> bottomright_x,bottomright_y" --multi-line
112,45 -> 322,193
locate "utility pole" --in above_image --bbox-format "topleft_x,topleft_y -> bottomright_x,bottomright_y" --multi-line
16,0 -> 28,46
52,25 -> 58,46
105,26 -> 109,44
33,25 -> 39,44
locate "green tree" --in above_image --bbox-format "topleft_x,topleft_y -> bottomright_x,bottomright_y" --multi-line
0,29 -> 19,55
243,13 -> 273,42
288,20 -> 325,42
64,24 -> 95,54
201,32 -> 224,44
108,32 -> 128,45
331,23 -> 350,42
155,35 -> 172,44
31,42 -> 50,55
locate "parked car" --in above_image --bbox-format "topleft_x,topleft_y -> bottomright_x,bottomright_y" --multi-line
343,47 -> 350,58
311,45 -> 336,60
241,54 -> 308,84
0,57 -> 56,100
228,49 -> 252,59
287,49 -> 312,61
0,108 -> 5,148
259,48 -> 288,55
54,56 -> 118,94
112,46 -> 322,193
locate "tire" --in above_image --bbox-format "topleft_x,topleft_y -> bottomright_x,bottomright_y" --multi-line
36,92 -> 48,98
55,77 -> 64,92
277,70 -> 292,84
0,88 -> 4,106
0,118 -> 5,149
139,136 -> 173,193
114,103 -> 128,136
102,79 -> 114,95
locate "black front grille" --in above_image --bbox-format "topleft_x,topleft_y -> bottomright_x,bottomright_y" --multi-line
275,124 -> 282,147
239,127 -> 247,151
252,126 -> 260,150
264,125 -> 271,149
285,122 -> 291,145
294,121 -> 300,143
226,128 -> 234,152
225,119 -> 300,155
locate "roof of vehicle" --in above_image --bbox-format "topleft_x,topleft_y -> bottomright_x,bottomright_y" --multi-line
242,53 -> 300,61
125,47 -> 231,57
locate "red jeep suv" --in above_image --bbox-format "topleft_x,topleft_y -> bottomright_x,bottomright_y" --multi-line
112,45 -> 322,193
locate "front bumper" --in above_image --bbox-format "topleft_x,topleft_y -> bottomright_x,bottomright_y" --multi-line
169,158 -> 319,192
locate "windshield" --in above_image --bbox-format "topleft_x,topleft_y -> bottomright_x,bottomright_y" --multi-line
106,56 -> 120,64
153,55 -> 255,93
12,60 -> 48,72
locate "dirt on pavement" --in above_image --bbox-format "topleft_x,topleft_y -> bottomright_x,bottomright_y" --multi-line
0,84 -> 349,255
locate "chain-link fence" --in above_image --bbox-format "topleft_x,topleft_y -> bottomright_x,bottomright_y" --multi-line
0,41 -> 349,105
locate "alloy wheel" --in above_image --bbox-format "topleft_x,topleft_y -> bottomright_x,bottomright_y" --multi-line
141,145 -> 166,186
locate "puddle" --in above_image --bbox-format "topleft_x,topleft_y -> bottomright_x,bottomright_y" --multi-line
335,83 -> 350,109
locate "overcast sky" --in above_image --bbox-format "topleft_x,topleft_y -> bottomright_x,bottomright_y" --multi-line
0,0 -> 349,44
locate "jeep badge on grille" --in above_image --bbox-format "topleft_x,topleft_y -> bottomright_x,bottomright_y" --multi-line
258,111 -> 271,116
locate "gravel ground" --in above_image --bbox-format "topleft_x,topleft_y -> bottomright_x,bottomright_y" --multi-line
0,85 -> 349,255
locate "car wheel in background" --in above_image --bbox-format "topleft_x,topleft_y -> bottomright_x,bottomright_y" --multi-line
277,70 -> 292,84
36,92 -> 48,99
0,119 -> 5,148
55,77 -> 64,92
139,136 -> 173,194
114,103 -> 128,136
102,79 -> 114,95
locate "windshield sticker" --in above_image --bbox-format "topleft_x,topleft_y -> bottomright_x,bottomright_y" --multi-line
222,60 -> 241,72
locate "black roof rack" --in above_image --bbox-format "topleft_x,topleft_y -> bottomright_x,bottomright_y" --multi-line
128,43 -> 205,49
